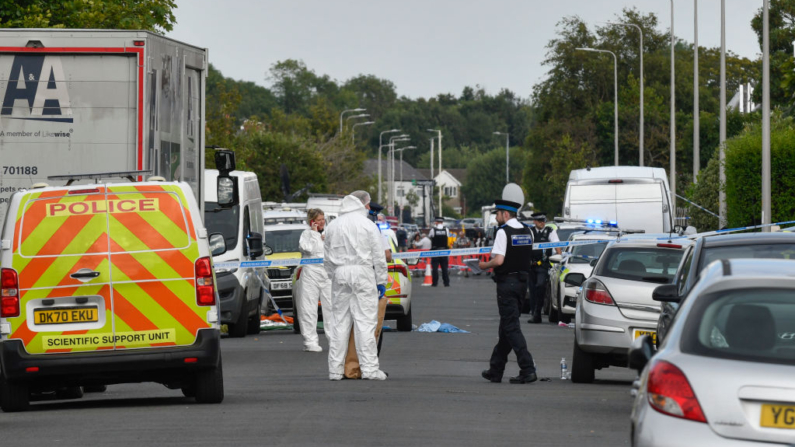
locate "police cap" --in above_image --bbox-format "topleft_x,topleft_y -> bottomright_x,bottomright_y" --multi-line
369,201 -> 385,213
494,199 -> 521,213
434,216 -> 444,222
531,212 -> 547,222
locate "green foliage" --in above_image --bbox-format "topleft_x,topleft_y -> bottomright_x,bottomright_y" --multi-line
751,0 -> 795,108
685,156 -> 721,232
463,147 -> 524,212
0,0 -> 177,33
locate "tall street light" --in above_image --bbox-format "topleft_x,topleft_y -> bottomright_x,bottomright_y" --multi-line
493,131 -> 510,182
339,108 -> 365,133
719,0 -> 727,228
352,121 -> 374,143
670,0 -> 677,217
693,0 -> 700,183
576,47 -> 619,166
427,129 -> 443,216
378,129 -> 401,203
388,135 -> 411,215
393,146 -> 417,224
762,0 -> 771,230
346,113 -> 369,127
606,21 -> 644,166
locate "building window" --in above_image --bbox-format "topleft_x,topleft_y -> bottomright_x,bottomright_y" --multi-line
397,187 -> 404,197
444,186 -> 457,198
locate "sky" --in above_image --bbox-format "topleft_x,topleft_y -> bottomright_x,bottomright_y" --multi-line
168,0 -> 762,100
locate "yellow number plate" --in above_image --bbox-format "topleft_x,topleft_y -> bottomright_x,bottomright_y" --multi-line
760,404 -> 795,429
34,307 -> 98,325
633,329 -> 657,345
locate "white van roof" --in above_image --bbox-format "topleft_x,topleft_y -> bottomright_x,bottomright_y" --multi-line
569,166 -> 668,182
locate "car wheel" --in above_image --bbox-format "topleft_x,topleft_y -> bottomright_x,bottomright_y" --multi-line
246,295 -> 262,335
194,356 -> 224,404
181,383 -> 196,398
0,371 -> 29,412
396,306 -> 412,332
571,338 -> 595,383
228,296 -> 248,338
55,386 -> 84,400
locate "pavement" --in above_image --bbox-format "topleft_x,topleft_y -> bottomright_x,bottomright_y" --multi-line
0,273 -> 635,446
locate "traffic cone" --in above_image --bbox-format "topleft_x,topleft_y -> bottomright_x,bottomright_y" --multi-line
421,261 -> 433,287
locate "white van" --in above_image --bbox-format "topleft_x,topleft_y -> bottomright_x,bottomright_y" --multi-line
306,194 -> 345,221
204,168 -> 267,338
563,167 -> 673,233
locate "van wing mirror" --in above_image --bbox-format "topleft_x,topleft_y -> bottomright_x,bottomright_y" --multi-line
563,272 -> 586,287
214,149 -> 236,174
652,284 -> 680,303
247,232 -> 264,258
209,233 -> 227,257
628,334 -> 655,372
217,176 -> 237,207
549,254 -> 562,264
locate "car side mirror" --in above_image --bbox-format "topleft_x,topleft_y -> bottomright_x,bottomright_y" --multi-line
589,259 -> 598,267
564,272 -> 586,287
628,334 -> 655,372
405,257 -> 419,266
247,232 -> 264,258
549,254 -> 562,264
652,284 -> 680,303
263,244 -> 274,256
209,233 -> 227,257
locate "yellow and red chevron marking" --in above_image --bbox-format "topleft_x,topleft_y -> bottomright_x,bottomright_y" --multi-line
8,185 -> 206,354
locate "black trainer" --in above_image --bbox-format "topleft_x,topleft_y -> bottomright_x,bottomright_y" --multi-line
509,372 -> 538,384
481,370 -> 502,383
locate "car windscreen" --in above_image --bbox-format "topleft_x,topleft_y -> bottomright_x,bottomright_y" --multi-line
265,229 -> 305,254
699,243 -> 795,270
569,242 -> 608,264
681,288 -> 795,366
204,202 -> 239,251
596,247 -> 684,283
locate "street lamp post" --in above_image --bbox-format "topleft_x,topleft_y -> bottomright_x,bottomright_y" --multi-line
388,135 -> 411,215
393,145 -> 417,224
576,47 -> 619,166
493,131 -> 510,182
352,121 -> 374,144
427,129 -> 443,216
346,113 -> 370,126
762,0 -> 771,230
606,21 -> 644,166
719,0 -> 727,228
693,0 -> 700,183
378,129 -> 401,203
670,0 -> 677,218
339,108 -> 365,134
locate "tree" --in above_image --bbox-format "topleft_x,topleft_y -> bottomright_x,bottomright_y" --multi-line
0,0 -> 177,33
463,146 -> 524,211
751,0 -> 795,108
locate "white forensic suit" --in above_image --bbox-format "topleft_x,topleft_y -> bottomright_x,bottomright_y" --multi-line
297,228 -> 333,352
323,195 -> 389,380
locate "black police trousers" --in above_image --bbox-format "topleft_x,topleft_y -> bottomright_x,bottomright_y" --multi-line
431,257 -> 449,286
489,277 -> 536,376
524,265 -> 549,316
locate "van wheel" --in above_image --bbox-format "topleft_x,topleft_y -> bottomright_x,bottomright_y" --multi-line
181,383 -> 196,398
228,299 -> 248,338
571,338 -> 595,383
194,357 -> 224,404
396,307 -> 412,332
55,386 -> 83,400
0,371 -> 29,412
247,299 -> 262,335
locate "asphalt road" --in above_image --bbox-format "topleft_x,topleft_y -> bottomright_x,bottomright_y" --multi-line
1,273 -> 635,446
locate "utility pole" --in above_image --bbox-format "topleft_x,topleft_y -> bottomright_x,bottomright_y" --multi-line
762,0 -> 771,230
693,0 -> 700,183
719,0 -> 727,228
670,0 -> 677,217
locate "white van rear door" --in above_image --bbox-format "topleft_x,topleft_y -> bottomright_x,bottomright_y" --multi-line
615,183 -> 664,232
568,185 -> 617,221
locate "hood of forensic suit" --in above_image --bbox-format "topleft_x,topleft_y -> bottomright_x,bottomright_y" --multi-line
339,194 -> 368,216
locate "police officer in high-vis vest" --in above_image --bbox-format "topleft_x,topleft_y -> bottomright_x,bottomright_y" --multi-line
479,200 -> 537,384
428,217 -> 450,287
526,212 -> 562,323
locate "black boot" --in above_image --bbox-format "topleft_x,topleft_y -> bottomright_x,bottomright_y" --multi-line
481,370 -> 502,383
509,372 -> 538,384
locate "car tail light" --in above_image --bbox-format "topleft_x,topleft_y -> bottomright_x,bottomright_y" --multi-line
647,361 -> 707,423
608,179 -> 624,183
388,264 -> 408,277
583,279 -> 614,305
657,243 -> 682,249
296,267 -> 302,281
1,268 -> 20,317
195,257 -> 216,306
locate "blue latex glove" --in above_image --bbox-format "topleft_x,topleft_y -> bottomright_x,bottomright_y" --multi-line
377,284 -> 387,298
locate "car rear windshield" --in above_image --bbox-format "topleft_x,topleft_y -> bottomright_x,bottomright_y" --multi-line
265,229 -> 304,254
682,288 -> 795,366
699,244 -> 795,270
596,247 -> 684,283
569,242 -> 608,264
204,202 -> 239,251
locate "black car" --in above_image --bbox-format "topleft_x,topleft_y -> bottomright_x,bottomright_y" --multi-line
653,232 -> 795,346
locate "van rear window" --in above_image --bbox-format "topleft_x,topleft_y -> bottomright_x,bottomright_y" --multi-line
19,194 -> 109,257
108,192 -> 190,252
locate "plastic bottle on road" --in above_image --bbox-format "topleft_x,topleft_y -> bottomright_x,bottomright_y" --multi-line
560,357 -> 568,380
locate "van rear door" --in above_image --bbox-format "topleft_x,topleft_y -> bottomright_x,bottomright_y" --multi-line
106,184 -> 209,350
615,183 -> 665,233
568,185 -> 618,221
10,187 -> 113,355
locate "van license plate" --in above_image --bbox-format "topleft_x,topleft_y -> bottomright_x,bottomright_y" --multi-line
760,404 -> 795,429
633,329 -> 657,345
34,307 -> 98,325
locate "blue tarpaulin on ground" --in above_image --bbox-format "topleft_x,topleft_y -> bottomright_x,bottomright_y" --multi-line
417,320 -> 469,333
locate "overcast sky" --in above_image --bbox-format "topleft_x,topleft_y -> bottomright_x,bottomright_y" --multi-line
169,0 -> 762,100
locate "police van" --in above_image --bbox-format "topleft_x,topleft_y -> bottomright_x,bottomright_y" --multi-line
0,175 -> 229,411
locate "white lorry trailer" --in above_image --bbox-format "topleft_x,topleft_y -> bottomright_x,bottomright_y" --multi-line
0,29 -> 208,223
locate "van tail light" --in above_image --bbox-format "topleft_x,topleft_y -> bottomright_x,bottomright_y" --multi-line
657,243 -> 682,249
195,257 -> 216,306
388,264 -> 408,277
647,361 -> 707,423
608,179 -> 624,183
1,268 -> 20,317
583,279 -> 614,305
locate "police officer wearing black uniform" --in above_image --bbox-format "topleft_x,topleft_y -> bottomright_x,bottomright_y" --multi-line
428,217 -> 450,287
526,212 -> 562,323
479,200 -> 537,384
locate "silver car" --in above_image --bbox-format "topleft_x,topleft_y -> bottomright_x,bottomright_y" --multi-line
567,238 -> 691,383
629,259 -> 795,446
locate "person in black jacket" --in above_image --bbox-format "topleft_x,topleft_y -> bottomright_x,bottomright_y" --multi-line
478,200 -> 537,384
428,217 -> 451,287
